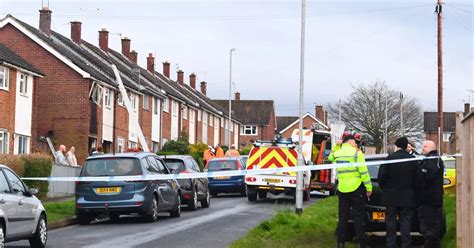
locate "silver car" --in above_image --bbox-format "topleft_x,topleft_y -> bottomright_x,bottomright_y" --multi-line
0,164 -> 47,247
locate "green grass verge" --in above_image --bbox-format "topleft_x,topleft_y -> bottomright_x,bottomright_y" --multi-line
44,200 -> 75,223
231,195 -> 456,248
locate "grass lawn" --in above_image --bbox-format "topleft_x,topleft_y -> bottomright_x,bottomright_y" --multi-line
230,194 -> 456,248
43,200 -> 76,223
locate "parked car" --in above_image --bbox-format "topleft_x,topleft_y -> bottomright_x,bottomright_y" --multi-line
162,155 -> 210,210
240,155 -> 249,167
443,156 -> 456,189
205,157 -> 246,197
75,152 -> 181,224
344,154 -> 446,241
0,164 -> 47,247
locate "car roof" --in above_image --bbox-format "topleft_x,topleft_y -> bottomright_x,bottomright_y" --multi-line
209,157 -> 242,162
160,155 -> 193,160
365,154 -> 388,161
86,152 -> 157,160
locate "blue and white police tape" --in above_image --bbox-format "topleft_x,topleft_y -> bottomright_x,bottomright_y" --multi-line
21,154 -> 461,182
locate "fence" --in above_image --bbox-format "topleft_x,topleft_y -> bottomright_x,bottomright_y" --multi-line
47,163 -> 82,198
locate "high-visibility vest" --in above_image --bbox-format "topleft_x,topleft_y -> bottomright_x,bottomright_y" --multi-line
216,148 -> 225,158
328,143 -> 372,193
203,149 -> 215,163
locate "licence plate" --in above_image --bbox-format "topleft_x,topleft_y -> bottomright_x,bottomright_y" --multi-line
96,187 -> 121,194
372,211 -> 385,221
214,176 -> 230,180
264,178 -> 282,183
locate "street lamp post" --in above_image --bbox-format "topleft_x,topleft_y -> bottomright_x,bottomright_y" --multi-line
228,48 -> 236,149
400,92 -> 404,136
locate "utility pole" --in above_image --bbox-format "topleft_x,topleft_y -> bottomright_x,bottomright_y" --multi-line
338,99 -> 342,121
295,0 -> 306,215
436,0 -> 444,154
228,48 -> 236,149
384,97 -> 388,154
400,92 -> 404,136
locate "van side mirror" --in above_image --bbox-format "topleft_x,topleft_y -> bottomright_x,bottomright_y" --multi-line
28,188 -> 39,196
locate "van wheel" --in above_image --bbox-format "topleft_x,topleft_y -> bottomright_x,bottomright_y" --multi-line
248,193 -> 257,202
200,190 -> 210,208
77,215 -> 92,225
144,195 -> 159,222
170,194 -> 181,217
0,223 -> 5,247
29,214 -> 47,248
188,190 -> 198,211
240,186 -> 247,197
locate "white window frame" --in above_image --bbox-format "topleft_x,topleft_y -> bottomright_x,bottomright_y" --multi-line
221,118 -> 224,128
225,119 -> 229,130
0,66 -> 9,90
163,97 -> 169,113
19,73 -> 28,95
117,93 -> 124,106
117,137 -> 125,153
190,110 -> 195,122
182,106 -> 188,120
129,93 -> 138,112
89,82 -> 103,105
241,125 -> 258,135
153,97 -> 160,115
143,94 -> 149,110
0,130 -> 9,154
209,115 -> 213,127
198,110 -> 201,121
172,101 -> 179,118
443,132 -> 452,142
16,134 -> 29,154
104,88 -> 112,108
203,112 -> 208,126
128,141 -> 138,149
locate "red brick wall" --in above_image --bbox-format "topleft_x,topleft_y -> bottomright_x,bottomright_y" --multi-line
280,116 -> 316,138
196,111 -> 202,143
0,66 -> 17,154
181,106 -> 189,138
0,24 -> 92,163
114,102 -> 129,151
162,99 -> 171,142
139,94 -> 152,150
425,132 -> 450,154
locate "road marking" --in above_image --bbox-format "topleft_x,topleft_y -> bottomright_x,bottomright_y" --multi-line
86,203 -> 257,247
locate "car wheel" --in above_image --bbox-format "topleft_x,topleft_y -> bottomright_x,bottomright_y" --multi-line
29,214 -> 47,248
109,213 -> 120,223
200,190 -> 211,208
258,191 -> 267,199
0,223 -> 5,248
170,194 -> 181,217
144,195 -> 159,223
188,189 -> 198,211
248,192 -> 257,202
77,215 -> 92,225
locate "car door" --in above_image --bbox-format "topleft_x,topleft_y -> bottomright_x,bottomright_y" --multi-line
0,169 -> 21,239
154,157 -> 175,209
190,158 -> 206,197
3,169 -> 37,236
145,156 -> 166,210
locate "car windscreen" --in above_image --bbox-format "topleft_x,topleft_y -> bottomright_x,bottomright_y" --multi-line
82,158 -> 142,176
164,159 -> 186,172
240,157 -> 248,166
366,163 -> 381,179
207,160 -> 238,171
444,160 -> 455,169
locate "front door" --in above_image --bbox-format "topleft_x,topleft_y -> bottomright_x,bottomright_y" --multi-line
0,169 -> 21,238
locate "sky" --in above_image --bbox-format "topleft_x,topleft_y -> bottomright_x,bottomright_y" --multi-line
0,0 -> 472,116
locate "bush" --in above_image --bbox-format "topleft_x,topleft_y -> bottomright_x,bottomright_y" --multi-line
240,147 -> 252,155
156,151 -> 179,156
22,154 -> 53,200
189,142 -> 208,171
0,155 -> 25,176
162,133 -> 190,155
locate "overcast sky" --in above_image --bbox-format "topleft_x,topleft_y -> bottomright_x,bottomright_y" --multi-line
1,0 -> 472,116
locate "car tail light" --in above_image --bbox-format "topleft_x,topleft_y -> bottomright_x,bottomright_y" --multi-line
289,179 -> 297,184
246,177 -> 257,182
134,202 -> 143,206
180,170 -> 192,174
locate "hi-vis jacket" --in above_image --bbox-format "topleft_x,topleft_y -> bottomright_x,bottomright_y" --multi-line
328,143 -> 372,193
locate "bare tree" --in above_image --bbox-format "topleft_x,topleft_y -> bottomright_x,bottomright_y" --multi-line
327,81 -> 424,153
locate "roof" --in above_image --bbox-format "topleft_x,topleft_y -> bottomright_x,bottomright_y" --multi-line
276,116 -> 298,133
86,152 -> 155,160
213,100 -> 275,126
278,113 -> 329,134
0,43 -> 43,75
423,112 -> 456,132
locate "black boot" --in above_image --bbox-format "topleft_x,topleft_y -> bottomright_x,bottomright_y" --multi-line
337,242 -> 345,248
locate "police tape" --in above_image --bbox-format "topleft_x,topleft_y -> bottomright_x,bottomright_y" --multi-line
20,154 -> 461,182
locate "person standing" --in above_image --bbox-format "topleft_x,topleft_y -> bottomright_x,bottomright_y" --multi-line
66,146 -> 78,166
55,145 -> 68,166
407,142 -> 419,156
418,140 -> 444,248
328,135 -> 372,248
378,137 -> 418,248
215,145 -> 225,158
203,146 -> 215,166
225,145 -> 240,157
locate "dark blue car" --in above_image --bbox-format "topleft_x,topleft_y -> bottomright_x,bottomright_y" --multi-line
206,157 -> 246,197
75,152 -> 181,224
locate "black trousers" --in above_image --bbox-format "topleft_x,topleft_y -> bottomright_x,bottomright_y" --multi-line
385,206 -> 414,248
418,205 -> 442,248
337,184 -> 367,243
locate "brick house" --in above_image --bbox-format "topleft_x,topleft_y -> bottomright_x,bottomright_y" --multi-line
276,106 -> 329,138
0,44 -> 43,155
214,93 -> 276,148
424,112 -> 456,154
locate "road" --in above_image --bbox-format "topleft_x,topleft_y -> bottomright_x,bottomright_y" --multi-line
7,194 -> 318,248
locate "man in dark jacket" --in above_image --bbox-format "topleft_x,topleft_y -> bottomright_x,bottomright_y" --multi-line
378,137 -> 418,248
418,140 -> 444,248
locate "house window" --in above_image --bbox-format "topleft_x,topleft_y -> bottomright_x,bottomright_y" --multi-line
152,142 -> 160,153
198,110 -> 201,121
104,88 -> 112,108
241,125 -> 257,135
190,109 -> 195,121
19,73 -> 28,95
203,112 -> 208,126
90,82 -> 103,105
153,97 -> 160,115
182,106 -> 188,120
172,101 -> 179,117
225,119 -> 229,130
0,131 -> 9,154
128,141 -> 138,149
117,137 -> 125,153
143,95 -> 149,110
16,135 -> 29,154
130,93 -> 138,112
0,66 -> 8,90
117,93 -> 124,106
443,132 -> 453,142
221,118 -> 224,128
209,115 -> 213,127
163,97 -> 169,112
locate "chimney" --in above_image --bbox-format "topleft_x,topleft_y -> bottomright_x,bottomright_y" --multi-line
235,91 -> 241,100
121,37 -> 131,59
163,61 -> 170,78
130,50 -> 138,64
98,28 -> 109,52
39,7 -> 52,36
315,105 -> 325,123
465,103 -> 471,116
200,81 -> 207,95
189,73 -> 196,89
70,21 -> 81,45
147,53 -> 155,72
324,111 -> 328,126
177,70 -> 184,85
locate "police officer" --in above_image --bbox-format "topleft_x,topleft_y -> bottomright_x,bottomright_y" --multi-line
328,135 -> 372,248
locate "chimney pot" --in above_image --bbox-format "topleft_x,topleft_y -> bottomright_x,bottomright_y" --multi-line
177,70 -> 184,85
200,81 -> 207,95
98,28 -> 109,52
147,53 -> 155,73
163,61 -> 170,78
39,7 -> 52,36
465,103 -> 471,116
189,73 -> 196,89
235,91 -> 241,100
121,37 -> 131,59
130,50 -> 138,64
70,21 -> 81,45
